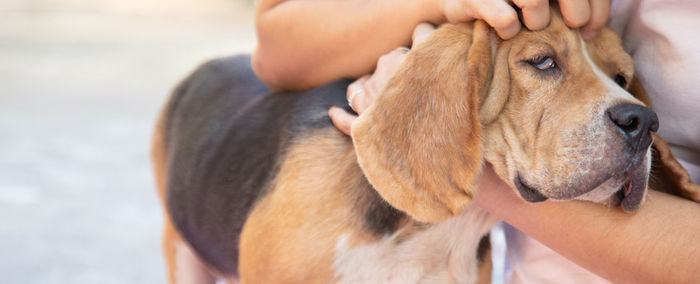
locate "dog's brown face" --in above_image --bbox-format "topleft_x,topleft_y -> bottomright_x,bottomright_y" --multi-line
482,12 -> 657,212
352,12 -> 661,223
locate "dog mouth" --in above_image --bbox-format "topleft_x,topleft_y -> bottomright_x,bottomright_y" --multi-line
514,174 -> 548,203
609,165 -> 648,212
611,180 -> 631,207
514,158 -> 649,211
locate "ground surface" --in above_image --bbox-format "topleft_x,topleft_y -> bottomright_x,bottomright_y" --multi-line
0,0 -> 255,282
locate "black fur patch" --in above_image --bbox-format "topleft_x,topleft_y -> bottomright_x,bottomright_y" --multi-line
476,234 -> 491,263
362,183 -> 406,235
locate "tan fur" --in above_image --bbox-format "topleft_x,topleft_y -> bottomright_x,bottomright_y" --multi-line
352,21 -> 494,223
239,129 -> 386,283
478,12 -> 648,203
649,133 -> 700,201
161,215 -> 180,283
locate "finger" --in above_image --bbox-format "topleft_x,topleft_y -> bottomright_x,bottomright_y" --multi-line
347,75 -> 371,113
411,22 -> 436,48
375,49 -> 408,75
443,0 -> 477,23
328,106 -> 355,136
374,48 -> 408,77
347,75 -> 369,103
559,0 -> 591,28
471,0 -> 521,39
581,0 -> 610,40
389,46 -> 410,56
513,0 -> 550,31
353,80 -> 374,114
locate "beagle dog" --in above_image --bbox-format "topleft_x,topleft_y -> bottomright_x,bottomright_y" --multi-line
151,10 -> 700,284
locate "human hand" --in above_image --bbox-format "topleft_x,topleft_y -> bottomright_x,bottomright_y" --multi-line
440,0 -> 610,40
329,23 -> 436,136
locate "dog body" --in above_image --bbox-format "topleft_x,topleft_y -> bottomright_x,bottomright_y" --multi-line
153,54 -> 494,282
153,11 -> 700,284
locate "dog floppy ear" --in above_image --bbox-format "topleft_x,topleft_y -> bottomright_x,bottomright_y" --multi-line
649,133 -> 700,201
351,21 -> 494,223
627,77 -> 700,201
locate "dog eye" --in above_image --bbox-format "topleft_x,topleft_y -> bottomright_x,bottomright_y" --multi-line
528,56 -> 557,71
613,74 -> 627,87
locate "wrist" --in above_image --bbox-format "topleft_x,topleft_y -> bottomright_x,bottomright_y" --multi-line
417,0 -> 446,25
474,165 -> 522,217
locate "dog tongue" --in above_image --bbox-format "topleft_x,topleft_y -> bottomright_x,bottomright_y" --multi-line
623,180 -> 633,197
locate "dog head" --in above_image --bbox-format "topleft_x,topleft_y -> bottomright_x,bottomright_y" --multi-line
352,10 -> 699,223
481,12 -> 655,211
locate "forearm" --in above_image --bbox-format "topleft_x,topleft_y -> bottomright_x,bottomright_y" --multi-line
476,172 -> 700,284
253,0 -> 443,90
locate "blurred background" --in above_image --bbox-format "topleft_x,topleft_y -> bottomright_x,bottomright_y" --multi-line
0,0 -> 255,282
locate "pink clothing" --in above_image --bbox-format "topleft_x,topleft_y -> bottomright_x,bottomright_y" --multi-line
501,1 -> 700,283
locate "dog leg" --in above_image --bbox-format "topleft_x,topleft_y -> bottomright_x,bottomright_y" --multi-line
162,217 -> 179,283
162,216 -> 217,284
476,239 -> 492,284
173,237 -> 216,284
161,219 -> 216,284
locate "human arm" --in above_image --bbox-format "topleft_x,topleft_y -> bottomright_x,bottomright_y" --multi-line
474,165 -> 700,284
253,0 -> 525,90
253,0 -> 443,90
254,0 -> 608,91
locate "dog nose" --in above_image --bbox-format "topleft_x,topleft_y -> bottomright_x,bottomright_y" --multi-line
607,103 -> 659,151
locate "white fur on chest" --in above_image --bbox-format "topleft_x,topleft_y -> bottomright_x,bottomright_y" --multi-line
333,206 -> 498,284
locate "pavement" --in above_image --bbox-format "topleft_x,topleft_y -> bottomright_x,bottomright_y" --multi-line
0,0 -> 255,282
